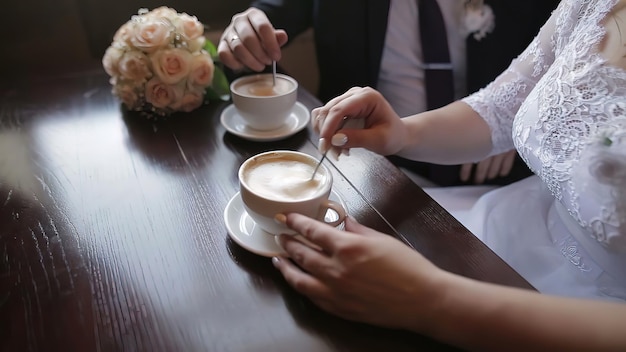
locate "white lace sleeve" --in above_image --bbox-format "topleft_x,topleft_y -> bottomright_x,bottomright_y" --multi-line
462,5 -> 561,155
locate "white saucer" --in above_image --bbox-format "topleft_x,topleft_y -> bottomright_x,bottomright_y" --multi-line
223,190 -> 346,257
220,101 -> 310,142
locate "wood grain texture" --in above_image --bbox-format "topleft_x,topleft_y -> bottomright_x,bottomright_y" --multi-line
0,68 -> 532,351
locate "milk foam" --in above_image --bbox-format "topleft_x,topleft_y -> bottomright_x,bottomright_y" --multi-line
245,159 -> 326,201
236,77 -> 293,97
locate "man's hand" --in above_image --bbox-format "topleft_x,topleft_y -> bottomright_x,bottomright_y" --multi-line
217,8 -> 288,72
460,149 -> 516,184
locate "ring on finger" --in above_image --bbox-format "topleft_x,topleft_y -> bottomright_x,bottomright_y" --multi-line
230,35 -> 240,44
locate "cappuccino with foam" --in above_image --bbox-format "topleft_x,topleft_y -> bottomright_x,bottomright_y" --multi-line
243,157 -> 327,201
238,151 -> 345,235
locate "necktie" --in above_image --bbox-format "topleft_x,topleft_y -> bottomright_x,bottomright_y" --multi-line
418,0 -> 455,109
393,0 -> 457,186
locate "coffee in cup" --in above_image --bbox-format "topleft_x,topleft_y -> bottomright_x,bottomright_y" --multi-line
230,74 -> 298,131
238,150 -> 346,235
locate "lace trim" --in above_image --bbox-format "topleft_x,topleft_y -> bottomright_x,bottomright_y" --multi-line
558,236 -> 593,273
463,72 -> 532,155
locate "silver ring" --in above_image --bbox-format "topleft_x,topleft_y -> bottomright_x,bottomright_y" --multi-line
230,35 -> 240,44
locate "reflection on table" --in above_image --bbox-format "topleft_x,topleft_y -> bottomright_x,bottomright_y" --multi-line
0,68 -> 533,351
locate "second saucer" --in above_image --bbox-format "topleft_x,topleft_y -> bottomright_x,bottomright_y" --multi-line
220,101 -> 310,142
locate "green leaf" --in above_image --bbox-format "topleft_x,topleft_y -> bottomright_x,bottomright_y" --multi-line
204,87 -> 223,101
202,39 -> 231,101
206,66 -> 230,101
204,40 -> 218,60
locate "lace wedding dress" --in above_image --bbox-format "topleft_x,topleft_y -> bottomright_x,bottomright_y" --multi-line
426,0 -> 626,301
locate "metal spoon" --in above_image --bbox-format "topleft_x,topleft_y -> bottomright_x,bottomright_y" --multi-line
272,61 -> 277,86
310,118 -> 347,180
310,149 -> 329,180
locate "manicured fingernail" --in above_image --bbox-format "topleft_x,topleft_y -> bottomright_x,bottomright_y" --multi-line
330,148 -> 341,161
331,133 -> 348,147
272,257 -> 281,267
274,213 -> 287,224
318,137 -> 329,153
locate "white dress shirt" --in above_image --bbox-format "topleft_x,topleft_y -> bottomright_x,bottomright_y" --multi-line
377,0 -> 467,117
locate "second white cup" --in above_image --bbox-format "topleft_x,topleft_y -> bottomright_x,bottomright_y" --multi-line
230,73 -> 298,131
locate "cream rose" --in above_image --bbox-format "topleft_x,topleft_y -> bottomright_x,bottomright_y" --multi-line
130,18 -> 172,53
176,13 -> 205,41
118,50 -> 152,81
113,83 -> 141,109
187,36 -> 206,53
150,48 -> 192,84
148,6 -> 178,21
187,53 -> 214,89
113,22 -> 133,45
171,89 -> 204,112
145,78 -> 183,109
102,46 -> 124,77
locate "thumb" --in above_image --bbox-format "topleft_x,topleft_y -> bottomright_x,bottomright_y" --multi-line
275,29 -> 289,47
344,215 -> 381,238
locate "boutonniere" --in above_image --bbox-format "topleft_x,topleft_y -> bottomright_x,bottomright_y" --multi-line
462,0 -> 495,41
573,119 -> 626,248
584,122 -> 626,188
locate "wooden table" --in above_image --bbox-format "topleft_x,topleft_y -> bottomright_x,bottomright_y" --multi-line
0,68 -> 533,351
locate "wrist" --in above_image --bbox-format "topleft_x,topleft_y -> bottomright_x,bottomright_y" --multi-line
395,114 -> 426,159
401,268 -> 457,335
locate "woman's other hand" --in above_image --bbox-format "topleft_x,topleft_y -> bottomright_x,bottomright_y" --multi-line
272,213 -> 447,332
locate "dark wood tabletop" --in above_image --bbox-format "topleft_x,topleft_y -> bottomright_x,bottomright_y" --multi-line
0,68 -> 534,352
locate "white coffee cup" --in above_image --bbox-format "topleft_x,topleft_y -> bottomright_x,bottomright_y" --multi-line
238,150 -> 346,235
230,73 -> 298,131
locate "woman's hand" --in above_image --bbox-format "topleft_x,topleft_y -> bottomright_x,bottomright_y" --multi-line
311,87 -> 408,157
272,213 -> 447,332
273,214 -> 626,351
218,8 -> 289,72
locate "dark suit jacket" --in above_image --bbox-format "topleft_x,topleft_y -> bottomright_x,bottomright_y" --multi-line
253,0 -> 559,101
251,0 -> 560,185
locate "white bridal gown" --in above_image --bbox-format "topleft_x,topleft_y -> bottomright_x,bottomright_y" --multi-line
426,0 -> 626,301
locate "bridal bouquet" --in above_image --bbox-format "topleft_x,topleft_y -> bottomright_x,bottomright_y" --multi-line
102,7 -> 229,117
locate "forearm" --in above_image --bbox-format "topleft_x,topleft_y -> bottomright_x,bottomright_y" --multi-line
423,273 -> 626,351
397,101 -> 493,164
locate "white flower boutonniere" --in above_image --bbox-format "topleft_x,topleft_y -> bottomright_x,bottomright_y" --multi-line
585,125 -> 626,188
462,0 -> 495,41
573,120 -> 626,248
